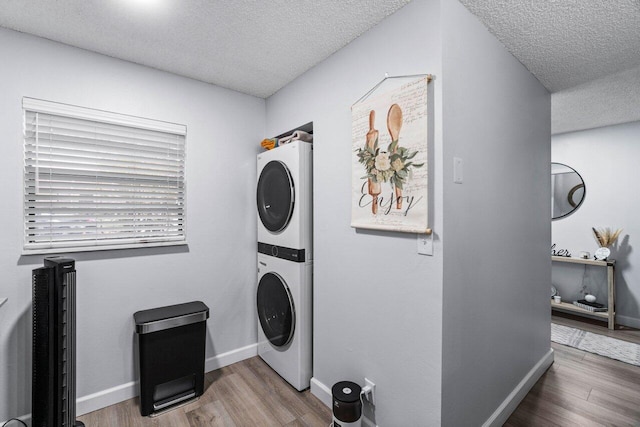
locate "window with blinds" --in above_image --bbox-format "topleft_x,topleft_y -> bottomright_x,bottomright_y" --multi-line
23,98 -> 186,254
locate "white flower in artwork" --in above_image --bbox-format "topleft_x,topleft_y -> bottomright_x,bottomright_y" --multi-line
374,151 -> 391,171
391,158 -> 404,172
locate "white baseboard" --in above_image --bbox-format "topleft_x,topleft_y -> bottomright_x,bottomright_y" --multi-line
482,348 -> 554,427
205,343 -> 258,372
615,314 -> 640,329
77,343 -> 257,416
310,376 -> 378,427
310,376 -> 332,407
77,380 -> 137,416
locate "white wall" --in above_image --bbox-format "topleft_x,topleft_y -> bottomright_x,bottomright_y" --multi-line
0,27 -> 265,420
266,0 -> 444,425
440,1 -> 552,426
552,121 -> 640,327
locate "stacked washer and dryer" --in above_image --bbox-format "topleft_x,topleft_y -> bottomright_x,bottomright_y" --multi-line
256,139 -> 313,391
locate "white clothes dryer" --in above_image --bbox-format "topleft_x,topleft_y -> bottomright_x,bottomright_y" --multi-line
257,140 -> 312,262
257,252 -> 312,391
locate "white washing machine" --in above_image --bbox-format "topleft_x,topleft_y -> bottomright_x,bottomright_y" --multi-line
257,140 -> 312,262
257,252 -> 312,391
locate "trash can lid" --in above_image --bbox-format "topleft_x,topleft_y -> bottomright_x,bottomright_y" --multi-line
332,381 -> 362,404
134,301 -> 209,334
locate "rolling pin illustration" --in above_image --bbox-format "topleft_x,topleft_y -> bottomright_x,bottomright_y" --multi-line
387,104 -> 403,209
366,110 -> 381,214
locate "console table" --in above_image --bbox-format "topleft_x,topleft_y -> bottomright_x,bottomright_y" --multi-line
551,256 -> 616,329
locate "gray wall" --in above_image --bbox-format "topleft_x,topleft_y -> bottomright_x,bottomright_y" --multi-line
552,120 -> 640,327
440,1 -> 552,426
0,27 -> 264,420
266,0 -> 445,425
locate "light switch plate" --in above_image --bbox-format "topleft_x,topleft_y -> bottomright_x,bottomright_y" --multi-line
453,157 -> 463,184
417,233 -> 433,256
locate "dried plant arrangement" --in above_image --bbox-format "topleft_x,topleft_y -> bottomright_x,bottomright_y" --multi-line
592,227 -> 623,248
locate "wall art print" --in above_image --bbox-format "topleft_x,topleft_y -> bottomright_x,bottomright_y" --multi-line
351,76 -> 429,233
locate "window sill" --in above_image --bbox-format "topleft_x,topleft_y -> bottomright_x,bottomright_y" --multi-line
22,240 -> 188,256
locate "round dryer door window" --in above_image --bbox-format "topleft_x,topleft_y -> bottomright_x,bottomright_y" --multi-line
257,160 -> 294,233
257,272 -> 295,347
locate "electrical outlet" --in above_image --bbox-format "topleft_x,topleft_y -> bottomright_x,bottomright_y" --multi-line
363,378 -> 375,404
417,233 -> 433,256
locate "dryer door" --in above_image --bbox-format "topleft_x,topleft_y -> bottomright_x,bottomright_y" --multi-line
257,272 -> 295,347
257,160 -> 294,233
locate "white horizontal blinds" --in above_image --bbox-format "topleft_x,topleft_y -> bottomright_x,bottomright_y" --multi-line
23,98 -> 186,253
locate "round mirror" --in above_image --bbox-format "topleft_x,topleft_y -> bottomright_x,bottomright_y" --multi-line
552,162 -> 585,220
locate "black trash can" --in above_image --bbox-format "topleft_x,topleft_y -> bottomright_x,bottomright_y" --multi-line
134,301 -> 209,416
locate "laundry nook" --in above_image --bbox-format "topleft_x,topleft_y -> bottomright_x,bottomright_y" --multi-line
1,1 -> 639,426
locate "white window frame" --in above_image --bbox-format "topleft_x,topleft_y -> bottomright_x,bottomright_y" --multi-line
23,97 -> 187,254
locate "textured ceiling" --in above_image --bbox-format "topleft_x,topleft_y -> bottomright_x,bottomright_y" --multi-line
459,0 -> 640,134
552,64 -> 640,134
0,0 -> 410,98
458,0 -> 640,92
2,0 -> 640,132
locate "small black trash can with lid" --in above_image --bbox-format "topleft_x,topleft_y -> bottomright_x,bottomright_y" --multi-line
332,381 -> 362,427
134,301 -> 209,416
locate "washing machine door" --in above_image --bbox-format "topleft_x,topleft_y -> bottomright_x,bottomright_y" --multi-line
257,272 -> 295,347
257,160 -> 295,233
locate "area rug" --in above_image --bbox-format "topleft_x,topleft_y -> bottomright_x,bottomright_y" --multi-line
551,323 -> 640,367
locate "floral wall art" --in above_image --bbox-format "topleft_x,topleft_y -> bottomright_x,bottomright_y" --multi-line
351,76 -> 429,233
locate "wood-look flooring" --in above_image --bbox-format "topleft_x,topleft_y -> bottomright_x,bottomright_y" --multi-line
78,356 -> 331,427
506,312 -> 640,426
80,312 -> 640,426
